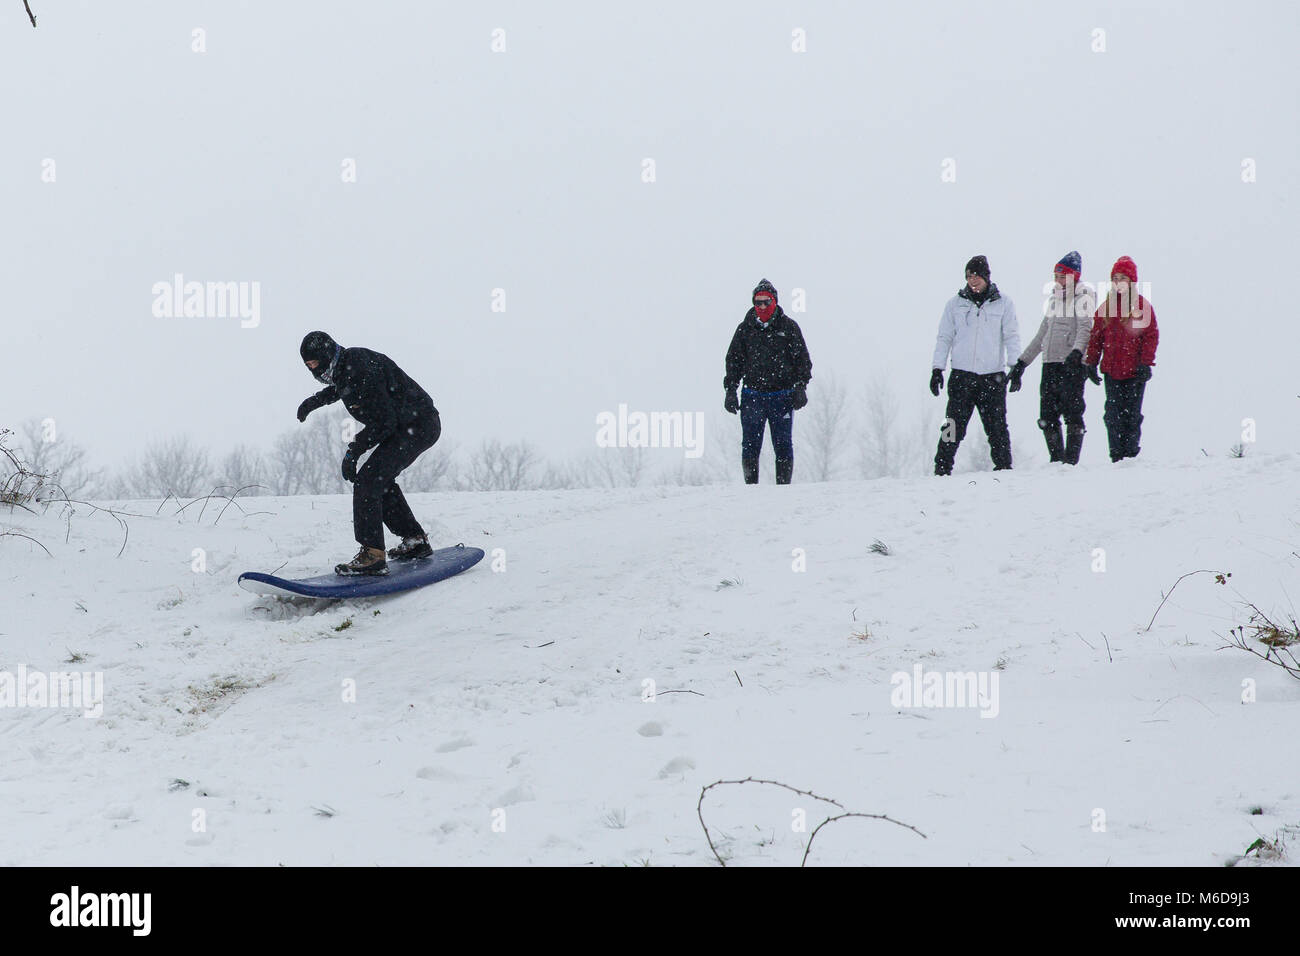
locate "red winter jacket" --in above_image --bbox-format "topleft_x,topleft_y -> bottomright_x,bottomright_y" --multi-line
1085,293 -> 1158,380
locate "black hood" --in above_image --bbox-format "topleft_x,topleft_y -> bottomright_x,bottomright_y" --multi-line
300,331 -> 341,383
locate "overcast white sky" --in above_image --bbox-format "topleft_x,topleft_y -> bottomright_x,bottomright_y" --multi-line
2,0 -> 1297,469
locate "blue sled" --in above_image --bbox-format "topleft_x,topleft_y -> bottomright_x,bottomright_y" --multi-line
238,544 -> 485,599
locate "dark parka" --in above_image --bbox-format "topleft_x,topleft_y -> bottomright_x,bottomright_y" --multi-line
723,307 -> 813,392
300,347 -> 438,456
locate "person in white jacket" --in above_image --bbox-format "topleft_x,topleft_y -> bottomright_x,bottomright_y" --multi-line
1007,251 -> 1096,465
930,255 -> 1021,475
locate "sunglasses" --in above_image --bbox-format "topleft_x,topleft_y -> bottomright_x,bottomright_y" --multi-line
753,298 -> 773,307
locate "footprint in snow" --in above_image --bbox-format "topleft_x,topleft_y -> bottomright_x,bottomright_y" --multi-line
496,784 -> 535,806
657,756 -> 695,778
637,721 -> 664,737
416,766 -> 462,782
435,737 -> 475,753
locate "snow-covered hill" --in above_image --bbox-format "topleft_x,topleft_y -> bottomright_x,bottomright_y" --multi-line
2,453 -> 1297,866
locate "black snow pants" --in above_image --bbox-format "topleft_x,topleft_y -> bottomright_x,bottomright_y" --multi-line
1103,375 -> 1146,461
935,369 -> 1012,475
353,411 -> 441,550
1038,362 -> 1087,464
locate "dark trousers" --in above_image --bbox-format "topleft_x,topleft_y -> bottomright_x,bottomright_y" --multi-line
1038,363 -> 1086,463
353,411 -> 440,550
934,369 -> 1012,475
1103,375 -> 1146,461
740,388 -> 794,482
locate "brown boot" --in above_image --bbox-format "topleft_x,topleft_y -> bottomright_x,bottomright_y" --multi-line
335,546 -> 389,576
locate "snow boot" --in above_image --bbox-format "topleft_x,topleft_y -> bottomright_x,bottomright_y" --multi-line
742,458 -> 759,484
388,535 -> 434,561
1039,419 -> 1064,463
1063,424 -> 1084,465
335,546 -> 389,576
775,458 -> 793,485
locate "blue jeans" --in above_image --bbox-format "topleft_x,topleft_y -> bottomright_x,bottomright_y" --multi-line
741,388 -> 795,462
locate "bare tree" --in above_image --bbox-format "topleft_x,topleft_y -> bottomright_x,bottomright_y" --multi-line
458,439 -> 543,491
17,418 -> 104,498
798,375 -> 851,482
268,426 -> 312,496
119,436 -> 212,498
859,379 -> 907,479
861,383 -> 947,479
661,413 -> 742,486
400,440 -> 459,492
567,446 -> 649,489
217,444 -> 269,494
268,414 -> 352,496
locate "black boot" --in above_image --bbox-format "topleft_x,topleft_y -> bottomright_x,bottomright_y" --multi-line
1040,420 -> 1064,462
1064,424 -> 1084,465
388,535 -> 433,560
775,459 -> 793,485
742,458 -> 759,484
934,439 -> 957,476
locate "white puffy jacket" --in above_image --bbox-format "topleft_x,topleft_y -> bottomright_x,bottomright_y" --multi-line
931,285 -> 1021,375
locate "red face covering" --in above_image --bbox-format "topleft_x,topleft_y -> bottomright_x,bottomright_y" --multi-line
753,297 -> 777,323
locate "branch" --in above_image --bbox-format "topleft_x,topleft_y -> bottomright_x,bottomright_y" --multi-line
696,776 -> 925,867
1220,602 -> 1300,680
0,529 -> 51,556
1144,569 -> 1231,632
24,0 -> 36,28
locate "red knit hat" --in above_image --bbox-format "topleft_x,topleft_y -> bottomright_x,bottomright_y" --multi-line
1111,256 -> 1138,283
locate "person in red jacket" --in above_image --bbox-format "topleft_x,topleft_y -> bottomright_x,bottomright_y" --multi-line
1084,256 -> 1158,461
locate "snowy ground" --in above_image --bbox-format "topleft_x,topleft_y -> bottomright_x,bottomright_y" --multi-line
2,452 -> 1297,866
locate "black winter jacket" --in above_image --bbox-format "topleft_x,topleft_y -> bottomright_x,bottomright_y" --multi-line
305,347 -> 438,454
723,307 -> 813,392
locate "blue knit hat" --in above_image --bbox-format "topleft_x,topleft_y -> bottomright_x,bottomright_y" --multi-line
1055,251 -> 1082,281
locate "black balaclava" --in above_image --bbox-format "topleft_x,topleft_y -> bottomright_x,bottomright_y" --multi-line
300,331 -> 341,384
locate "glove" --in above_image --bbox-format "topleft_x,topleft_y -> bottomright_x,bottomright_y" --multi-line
930,369 -> 944,397
341,446 -> 358,483
1084,364 -> 1102,385
1065,349 -> 1084,368
1135,365 -> 1153,383
791,384 -> 808,410
1008,360 -> 1025,393
297,396 -> 320,422
724,388 -> 739,414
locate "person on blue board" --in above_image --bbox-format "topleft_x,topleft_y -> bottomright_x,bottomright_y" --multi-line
296,331 -> 439,575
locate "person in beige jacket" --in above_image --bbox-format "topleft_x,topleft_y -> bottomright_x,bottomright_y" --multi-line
1007,251 -> 1096,464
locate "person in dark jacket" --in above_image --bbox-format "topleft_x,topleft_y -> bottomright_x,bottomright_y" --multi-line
296,331 -> 441,575
723,279 -> 812,484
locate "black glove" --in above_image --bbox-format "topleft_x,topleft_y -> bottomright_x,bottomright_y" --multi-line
724,388 -> 739,414
1065,349 -> 1083,368
341,446 -> 359,483
791,384 -> 808,410
1084,364 -> 1102,385
1135,365 -> 1153,383
1008,360 -> 1025,393
297,396 -> 321,422
930,369 -> 944,396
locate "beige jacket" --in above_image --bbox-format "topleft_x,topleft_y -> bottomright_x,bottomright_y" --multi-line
1019,283 -> 1095,365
